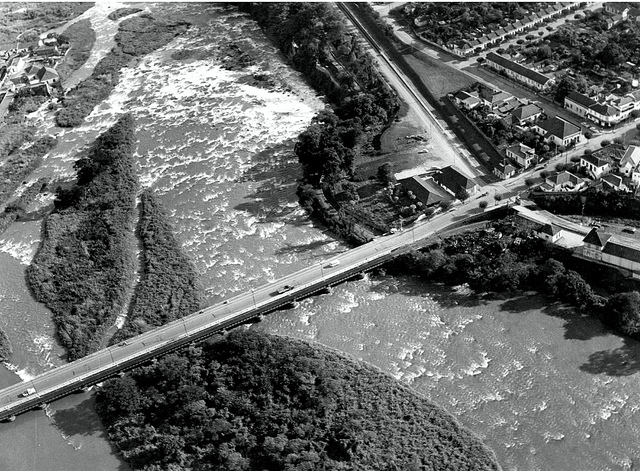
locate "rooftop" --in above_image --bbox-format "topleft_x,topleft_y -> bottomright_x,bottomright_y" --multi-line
537,116 -> 581,140
486,52 -> 553,87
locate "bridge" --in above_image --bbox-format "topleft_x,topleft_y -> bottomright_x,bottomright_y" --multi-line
0,207 -> 497,422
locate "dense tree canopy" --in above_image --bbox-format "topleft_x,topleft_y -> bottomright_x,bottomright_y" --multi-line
28,115 -> 138,360
96,330 -> 500,471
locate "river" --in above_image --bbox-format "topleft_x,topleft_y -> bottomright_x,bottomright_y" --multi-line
0,4 -> 638,471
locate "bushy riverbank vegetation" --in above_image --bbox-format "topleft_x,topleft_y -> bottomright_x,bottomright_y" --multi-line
0,125 -> 34,161
27,115 -> 138,361
55,19 -> 96,82
97,330 -> 499,471
56,13 -> 190,127
240,3 -> 400,243
0,3 -> 92,43
0,329 -> 12,362
389,218 -> 602,307
0,136 -> 56,207
388,217 -> 640,340
111,191 -> 202,343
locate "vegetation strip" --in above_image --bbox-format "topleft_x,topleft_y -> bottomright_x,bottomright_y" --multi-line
240,3 -> 400,245
107,7 -> 143,22
27,115 -> 138,361
55,12 -> 190,127
111,190 -> 203,344
96,330 -> 500,471
55,18 -> 97,82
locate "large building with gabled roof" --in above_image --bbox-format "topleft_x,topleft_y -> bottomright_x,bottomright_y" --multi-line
485,52 -> 554,91
432,166 -> 479,197
582,228 -> 640,278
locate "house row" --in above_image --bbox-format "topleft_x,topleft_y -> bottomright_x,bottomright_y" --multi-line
399,166 -> 479,207
485,52 -> 555,91
564,90 -> 640,127
448,3 -> 580,57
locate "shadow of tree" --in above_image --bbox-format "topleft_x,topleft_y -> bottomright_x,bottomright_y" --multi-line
499,293 -> 552,313
367,276 -> 486,308
275,240 -> 336,256
498,292 -> 609,342
580,336 -> 640,376
51,396 -> 105,437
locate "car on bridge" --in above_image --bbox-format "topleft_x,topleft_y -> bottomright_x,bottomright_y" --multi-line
20,388 -> 35,397
326,260 -> 340,268
277,285 -> 295,294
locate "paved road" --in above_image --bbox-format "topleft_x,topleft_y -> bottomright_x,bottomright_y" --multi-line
0,200 -> 509,420
338,3 -> 484,180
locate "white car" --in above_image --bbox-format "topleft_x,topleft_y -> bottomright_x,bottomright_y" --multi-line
20,388 -> 36,397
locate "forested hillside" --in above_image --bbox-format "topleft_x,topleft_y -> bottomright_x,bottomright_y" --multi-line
97,330 -> 500,471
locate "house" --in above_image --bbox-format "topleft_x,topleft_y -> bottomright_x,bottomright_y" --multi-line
505,142 -> 536,168
582,228 -> 640,278
580,153 -> 612,179
536,224 -> 563,243
540,171 -> 585,192
35,66 -> 59,85
511,103 -> 543,125
7,65 -> 59,93
564,90 -> 597,118
605,3 -> 630,19
479,88 -> 513,109
619,145 -> 640,184
485,52 -> 554,91
398,176 -> 450,207
432,166 -> 479,197
454,90 -> 481,110
34,45 -> 59,57
533,116 -> 581,147
494,161 -> 517,180
601,173 -> 625,191
565,90 -> 636,127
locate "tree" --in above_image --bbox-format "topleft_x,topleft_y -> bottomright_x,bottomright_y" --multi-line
524,178 -> 534,187
440,200 -> 453,211
606,291 -> 640,337
601,139 -> 611,147
540,170 -> 549,179
456,189 -> 470,202
494,193 -> 503,204
554,76 -> 577,103
479,200 -> 488,209
377,163 -> 395,185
